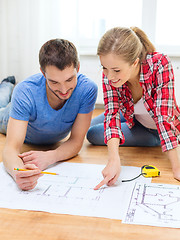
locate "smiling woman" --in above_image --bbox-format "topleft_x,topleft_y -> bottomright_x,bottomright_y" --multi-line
87,26 -> 180,190
100,54 -> 140,88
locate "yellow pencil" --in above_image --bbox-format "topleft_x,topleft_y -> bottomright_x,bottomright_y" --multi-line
14,168 -> 59,175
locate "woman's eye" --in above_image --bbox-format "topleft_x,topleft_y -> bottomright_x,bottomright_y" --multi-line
114,70 -> 120,73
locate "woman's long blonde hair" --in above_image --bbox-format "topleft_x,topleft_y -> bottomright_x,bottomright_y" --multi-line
97,26 -> 155,64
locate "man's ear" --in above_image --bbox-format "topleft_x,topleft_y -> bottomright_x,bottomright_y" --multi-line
40,67 -> 45,77
77,63 -> 80,73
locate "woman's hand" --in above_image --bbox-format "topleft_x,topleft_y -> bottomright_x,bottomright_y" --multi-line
172,167 -> 180,182
94,156 -> 121,190
166,148 -> 180,182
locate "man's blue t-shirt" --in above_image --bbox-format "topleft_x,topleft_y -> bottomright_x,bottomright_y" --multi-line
10,73 -> 98,144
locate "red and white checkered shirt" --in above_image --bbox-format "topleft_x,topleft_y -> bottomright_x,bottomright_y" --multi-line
103,52 -> 180,152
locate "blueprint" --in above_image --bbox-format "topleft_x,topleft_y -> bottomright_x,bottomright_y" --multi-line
0,162 -> 151,219
122,182 -> 180,228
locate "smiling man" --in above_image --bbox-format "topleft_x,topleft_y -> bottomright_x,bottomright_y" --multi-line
2,39 -> 97,190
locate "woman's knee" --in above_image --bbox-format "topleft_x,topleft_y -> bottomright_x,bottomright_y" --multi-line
87,124 -> 105,145
90,113 -> 104,127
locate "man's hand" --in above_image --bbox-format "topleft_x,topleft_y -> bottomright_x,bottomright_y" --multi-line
18,150 -> 56,171
14,164 -> 43,190
94,158 -> 121,190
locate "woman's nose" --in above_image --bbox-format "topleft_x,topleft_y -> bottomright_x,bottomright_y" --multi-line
107,72 -> 115,80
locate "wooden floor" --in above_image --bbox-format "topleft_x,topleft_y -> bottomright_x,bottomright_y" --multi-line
0,109 -> 180,240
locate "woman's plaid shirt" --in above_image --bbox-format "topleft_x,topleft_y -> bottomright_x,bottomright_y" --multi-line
103,52 -> 180,152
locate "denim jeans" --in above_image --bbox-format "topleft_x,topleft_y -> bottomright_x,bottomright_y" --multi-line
87,112 -> 161,147
0,82 -> 14,134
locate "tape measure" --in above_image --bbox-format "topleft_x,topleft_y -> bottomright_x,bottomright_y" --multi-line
141,165 -> 160,178
122,165 -> 160,182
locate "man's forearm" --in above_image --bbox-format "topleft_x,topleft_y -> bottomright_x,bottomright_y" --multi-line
51,138 -> 83,164
3,146 -> 25,179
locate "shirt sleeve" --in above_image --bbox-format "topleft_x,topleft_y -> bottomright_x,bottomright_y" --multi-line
10,82 -> 35,121
153,55 -> 179,152
103,74 -> 125,145
79,77 -> 98,114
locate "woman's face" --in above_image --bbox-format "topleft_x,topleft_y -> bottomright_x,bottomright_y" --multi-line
99,53 -> 139,88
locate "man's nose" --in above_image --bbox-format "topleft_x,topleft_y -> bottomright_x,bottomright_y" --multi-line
60,84 -> 68,94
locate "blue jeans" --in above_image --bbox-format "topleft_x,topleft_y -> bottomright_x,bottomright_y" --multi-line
87,112 -> 161,147
0,82 -> 14,134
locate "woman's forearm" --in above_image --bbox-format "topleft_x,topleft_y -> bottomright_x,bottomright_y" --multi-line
107,138 -> 120,161
166,147 -> 180,181
166,148 -> 180,170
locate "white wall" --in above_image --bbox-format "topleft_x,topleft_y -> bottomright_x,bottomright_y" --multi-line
80,55 -> 180,106
172,58 -> 180,106
79,55 -> 103,105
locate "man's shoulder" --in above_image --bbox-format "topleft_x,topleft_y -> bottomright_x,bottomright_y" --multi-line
77,73 -> 98,91
14,73 -> 45,94
18,73 -> 44,87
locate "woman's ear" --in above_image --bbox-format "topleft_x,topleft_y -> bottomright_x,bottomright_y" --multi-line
133,58 -> 140,67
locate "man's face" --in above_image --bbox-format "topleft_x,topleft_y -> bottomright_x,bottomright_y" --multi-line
43,65 -> 79,101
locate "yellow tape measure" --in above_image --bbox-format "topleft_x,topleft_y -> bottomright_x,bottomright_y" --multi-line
122,165 -> 160,182
141,165 -> 160,178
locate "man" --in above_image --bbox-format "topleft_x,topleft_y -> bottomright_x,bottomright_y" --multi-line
2,39 -> 97,190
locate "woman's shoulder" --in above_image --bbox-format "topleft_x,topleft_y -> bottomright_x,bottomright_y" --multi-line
145,52 -> 170,66
141,52 -> 172,74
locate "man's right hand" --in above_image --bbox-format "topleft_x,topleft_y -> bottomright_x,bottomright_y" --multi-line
14,164 -> 43,190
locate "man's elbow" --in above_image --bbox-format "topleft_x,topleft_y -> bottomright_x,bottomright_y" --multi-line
71,137 -> 84,153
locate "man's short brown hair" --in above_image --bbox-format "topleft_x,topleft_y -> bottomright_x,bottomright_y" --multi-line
39,39 -> 79,72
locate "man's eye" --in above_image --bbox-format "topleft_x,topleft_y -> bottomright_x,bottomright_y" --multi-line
114,70 -> 120,73
67,78 -> 73,82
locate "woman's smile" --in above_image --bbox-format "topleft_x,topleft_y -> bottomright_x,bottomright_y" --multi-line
111,79 -> 121,84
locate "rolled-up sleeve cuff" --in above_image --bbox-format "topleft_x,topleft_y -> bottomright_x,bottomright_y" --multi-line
154,116 -> 180,152
161,138 -> 179,152
104,127 -> 125,145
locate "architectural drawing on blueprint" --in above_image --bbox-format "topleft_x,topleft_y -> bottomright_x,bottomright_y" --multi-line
122,182 -> 180,228
19,174 -> 105,203
0,162 -> 151,219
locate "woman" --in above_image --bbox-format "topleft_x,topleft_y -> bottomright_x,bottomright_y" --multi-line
87,27 -> 180,190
